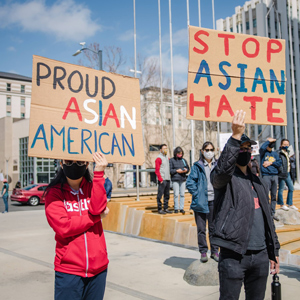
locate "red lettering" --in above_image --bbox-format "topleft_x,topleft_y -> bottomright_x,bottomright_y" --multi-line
267,98 -> 284,123
189,93 -> 210,117
267,39 -> 283,63
193,30 -> 209,54
62,97 -> 82,121
103,103 -> 120,127
218,33 -> 235,56
243,96 -> 263,120
216,95 -> 234,117
242,38 -> 260,58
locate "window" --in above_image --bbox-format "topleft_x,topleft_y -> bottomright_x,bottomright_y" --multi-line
253,19 -> 257,28
6,83 -> 11,91
166,118 -> 171,125
166,106 -> 171,113
246,21 -> 250,30
230,27 -> 233,32
236,25 -> 239,33
6,111 -> 11,116
38,185 -> 47,191
241,24 -> 243,32
21,113 -> 25,118
156,104 -> 160,112
178,96 -> 181,103
179,119 -> 182,127
149,144 -> 161,151
6,96 -> 11,106
21,98 -> 25,107
21,85 -> 25,93
178,107 -> 181,115
156,117 -> 159,125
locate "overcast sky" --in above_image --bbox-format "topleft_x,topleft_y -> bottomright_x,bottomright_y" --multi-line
0,0 -> 246,89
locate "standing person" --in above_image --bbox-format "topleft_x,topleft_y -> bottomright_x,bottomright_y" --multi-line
211,111 -> 280,300
169,146 -> 189,214
259,137 -> 282,218
249,155 -> 260,176
104,174 -> 112,202
277,139 -> 298,211
186,142 -> 219,263
155,144 -> 172,214
289,154 -> 296,184
1,178 -> 9,213
45,153 -> 109,300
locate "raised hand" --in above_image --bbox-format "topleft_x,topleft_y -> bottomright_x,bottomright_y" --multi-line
93,152 -> 108,172
232,110 -> 246,140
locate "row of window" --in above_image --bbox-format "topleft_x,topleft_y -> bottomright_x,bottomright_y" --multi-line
6,96 -> 25,106
233,18 -> 257,33
155,104 -> 182,115
6,111 -> 25,118
6,83 -> 26,93
154,117 -> 182,127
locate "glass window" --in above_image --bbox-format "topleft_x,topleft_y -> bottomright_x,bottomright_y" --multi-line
156,117 -> 159,125
166,106 -> 171,113
21,85 -> 25,93
6,96 -> 11,106
246,21 -> 250,30
178,96 -> 181,103
178,108 -> 181,115
230,27 -> 233,32
166,118 -> 171,125
253,19 -> 257,28
37,185 -> 47,191
21,113 -> 25,118
149,145 -> 161,151
6,83 -> 11,91
21,98 -> 25,107
6,111 -> 11,116
179,119 -> 182,127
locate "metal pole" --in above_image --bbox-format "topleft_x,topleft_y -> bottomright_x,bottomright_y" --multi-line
187,0 -> 195,164
158,0 -> 164,144
133,0 -> 140,200
288,0 -> 300,183
98,50 -> 103,71
198,0 -> 206,142
169,0 -> 176,149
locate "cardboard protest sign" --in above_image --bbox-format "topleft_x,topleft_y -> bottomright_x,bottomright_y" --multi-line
187,26 -> 287,125
29,55 -> 145,165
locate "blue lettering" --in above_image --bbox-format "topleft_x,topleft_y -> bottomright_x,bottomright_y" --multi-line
193,60 -> 212,86
252,68 -> 267,93
31,124 -> 49,150
67,127 -> 79,154
111,133 -> 122,156
122,134 -> 135,156
270,69 -> 285,95
99,100 -> 103,126
98,132 -> 110,155
236,63 -> 248,93
218,61 -> 231,90
81,129 -> 92,154
50,125 -> 65,151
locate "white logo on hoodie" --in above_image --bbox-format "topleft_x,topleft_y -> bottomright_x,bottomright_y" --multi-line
64,199 -> 90,212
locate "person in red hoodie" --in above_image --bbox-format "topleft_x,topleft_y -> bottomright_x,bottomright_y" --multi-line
45,152 -> 109,300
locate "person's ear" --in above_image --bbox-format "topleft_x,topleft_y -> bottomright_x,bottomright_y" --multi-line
201,150 -> 204,155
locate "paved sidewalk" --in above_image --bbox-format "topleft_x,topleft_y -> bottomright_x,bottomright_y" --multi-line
0,210 -> 299,300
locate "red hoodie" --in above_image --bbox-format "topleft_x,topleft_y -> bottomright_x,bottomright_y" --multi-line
45,171 -> 109,277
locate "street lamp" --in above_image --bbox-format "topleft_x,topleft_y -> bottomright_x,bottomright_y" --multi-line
72,42 -> 103,71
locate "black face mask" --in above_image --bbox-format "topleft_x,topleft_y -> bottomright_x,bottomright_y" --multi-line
63,164 -> 87,180
237,152 -> 251,166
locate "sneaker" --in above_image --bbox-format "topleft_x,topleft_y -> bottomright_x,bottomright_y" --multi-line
164,209 -> 173,214
180,209 -> 185,214
273,215 -> 280,222
200,253 -> 208,263
174,210 -> 178,213
2,211 -> 8,214
281,205 -> 289,211
211,253 -> 219,262
158,210 -> 166,215
288,205 -> 299,211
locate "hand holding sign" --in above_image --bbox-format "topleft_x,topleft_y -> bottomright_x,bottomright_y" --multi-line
93,152 -> 108,172
232,110 -> 246,140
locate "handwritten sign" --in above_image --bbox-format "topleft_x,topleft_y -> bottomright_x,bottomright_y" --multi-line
28,56 -> 145,165
187,26 -> 286,125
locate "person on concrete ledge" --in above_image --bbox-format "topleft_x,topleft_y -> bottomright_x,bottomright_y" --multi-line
155,144 -> 172,214
259,137 -> 282,220
186,141 -> 219,263
211,110 -> 280,300
1,178 -> 9,213
169,146 -> 190,214
277,139 -> 298,211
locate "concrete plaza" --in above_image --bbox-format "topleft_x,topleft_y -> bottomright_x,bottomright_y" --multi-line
0,210 -> 300,300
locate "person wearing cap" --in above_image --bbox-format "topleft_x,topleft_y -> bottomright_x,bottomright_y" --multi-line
211,110 -> 280,300
259,137 -> 282,219
1,178 -> 9,213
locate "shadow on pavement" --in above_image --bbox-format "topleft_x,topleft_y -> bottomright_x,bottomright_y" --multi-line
163,256 -> 197,270
280,265 -> 300,282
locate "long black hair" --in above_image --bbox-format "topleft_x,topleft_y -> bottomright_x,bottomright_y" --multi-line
199,141 -> 215,161
44,162 -> 92,195
173,146 -> 184,159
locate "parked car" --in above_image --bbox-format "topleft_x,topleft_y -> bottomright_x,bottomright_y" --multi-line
10,183 -> 48,206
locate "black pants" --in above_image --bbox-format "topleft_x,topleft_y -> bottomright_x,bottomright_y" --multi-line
194,201 -> 218,254
218,248 -> 269,300
157,180 -> 170,210
262,175 -> 278,216
55,269 -> 107,300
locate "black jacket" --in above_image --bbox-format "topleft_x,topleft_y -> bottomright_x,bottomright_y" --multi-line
278,150 -> 289,179
169,157 -> 190,182
211,137 -> 280,261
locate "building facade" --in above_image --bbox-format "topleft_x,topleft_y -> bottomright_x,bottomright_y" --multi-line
216,0 -> 299,150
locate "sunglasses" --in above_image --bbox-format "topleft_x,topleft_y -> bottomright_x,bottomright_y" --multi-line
204,149 -> 214,152
63,160 -> 87,167
239,147 -> 252,153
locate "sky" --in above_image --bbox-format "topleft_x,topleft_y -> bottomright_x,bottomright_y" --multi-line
0,0 -> 247,90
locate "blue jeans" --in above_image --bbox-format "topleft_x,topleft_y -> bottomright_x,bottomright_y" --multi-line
55,269 -> 107,300
2,195 -> 8,212
172,181 -> 185,210
277,173 -> 294,206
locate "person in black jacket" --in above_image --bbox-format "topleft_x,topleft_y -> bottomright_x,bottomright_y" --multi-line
277,139 -> 298,211
211,110 -> 280,300
169,146 -> 189,214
